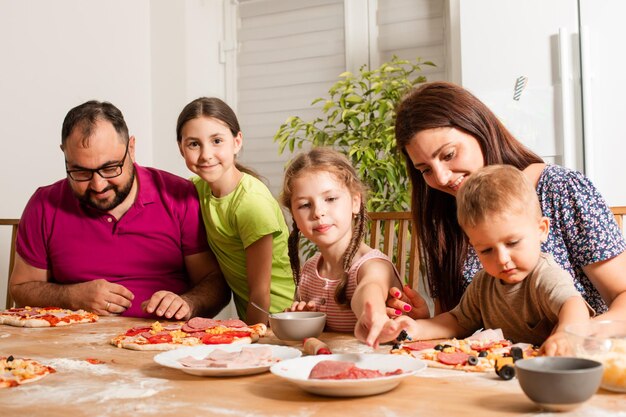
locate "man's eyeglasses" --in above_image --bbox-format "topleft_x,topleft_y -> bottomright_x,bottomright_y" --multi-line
65,141 -> 129,182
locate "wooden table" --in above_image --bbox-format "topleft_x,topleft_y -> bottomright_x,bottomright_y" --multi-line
1,317 -> 624,417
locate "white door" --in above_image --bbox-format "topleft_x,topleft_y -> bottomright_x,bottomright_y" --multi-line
449,0 -> 582,170
579,0 -> 626,206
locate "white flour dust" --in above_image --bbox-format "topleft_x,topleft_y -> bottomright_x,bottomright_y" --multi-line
331,339 -> 374,354
194,406 -> 318,417
46,358 -> 117,375
526,406 -> 626,417
5,358 -> 169,405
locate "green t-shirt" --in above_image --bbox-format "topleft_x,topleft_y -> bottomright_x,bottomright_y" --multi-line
192,174 -> 294,320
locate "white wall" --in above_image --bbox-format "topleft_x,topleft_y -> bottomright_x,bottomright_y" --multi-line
0,0 -> 231,312
150,0 -> 228,178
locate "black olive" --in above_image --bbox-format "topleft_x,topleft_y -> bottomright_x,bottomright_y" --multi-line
7,355 -> 14,362
478,351 -> 488,357
510,347 -> 524,361
397,330 -> 408,342
434,344 -> 444,351
498,365 -> 516,380
392,343 -> 401,350
467,355 -> 478,366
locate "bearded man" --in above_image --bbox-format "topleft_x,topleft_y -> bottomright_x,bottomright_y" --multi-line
10,101 -> 230,319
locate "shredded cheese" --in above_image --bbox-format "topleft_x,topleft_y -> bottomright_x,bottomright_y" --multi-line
150,321 -> 164,334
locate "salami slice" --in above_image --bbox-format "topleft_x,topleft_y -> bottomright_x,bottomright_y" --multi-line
403,341 -> 438,351
181,317 -> 247,332
470,341 -> 494,351
436,351 -> 469,366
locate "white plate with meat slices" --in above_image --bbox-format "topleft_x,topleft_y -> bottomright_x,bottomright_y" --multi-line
270,353 -> 426,397
154,344 -> 301,377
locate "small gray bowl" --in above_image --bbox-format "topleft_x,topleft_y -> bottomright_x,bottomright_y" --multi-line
269,311 -> 326,341
516,357 -> 603,412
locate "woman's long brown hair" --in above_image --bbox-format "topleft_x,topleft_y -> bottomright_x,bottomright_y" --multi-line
395,82 -> 543,311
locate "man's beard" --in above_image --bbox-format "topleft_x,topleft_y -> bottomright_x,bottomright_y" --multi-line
77,167 -> 135,212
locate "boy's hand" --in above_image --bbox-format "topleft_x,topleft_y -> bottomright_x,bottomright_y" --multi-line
540,331 -> 572,356
286,300 -> 318,312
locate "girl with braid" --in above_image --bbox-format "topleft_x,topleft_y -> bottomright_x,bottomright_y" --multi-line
280,148 -> 403,336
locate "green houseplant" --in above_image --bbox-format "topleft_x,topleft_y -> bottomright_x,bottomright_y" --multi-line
274,56 -> 435,212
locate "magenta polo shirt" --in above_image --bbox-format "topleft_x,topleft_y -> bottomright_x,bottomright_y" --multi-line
16,164 -> 210,318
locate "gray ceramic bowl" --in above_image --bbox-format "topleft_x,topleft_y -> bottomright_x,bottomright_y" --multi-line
269,311 -> 326,341
565,320 -> 626,393
515,357 -> 603,412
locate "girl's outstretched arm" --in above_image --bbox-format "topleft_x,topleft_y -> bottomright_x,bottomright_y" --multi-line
245,234 -> 274,325
352,258 -> 399,345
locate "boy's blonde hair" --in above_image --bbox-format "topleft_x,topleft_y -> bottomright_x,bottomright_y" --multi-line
456,165 -> 541,229
280,147 -> 367,307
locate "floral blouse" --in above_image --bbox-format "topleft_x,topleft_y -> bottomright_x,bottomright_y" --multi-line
463,164 -> 626,313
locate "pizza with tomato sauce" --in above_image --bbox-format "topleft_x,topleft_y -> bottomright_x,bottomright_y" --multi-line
391,334 -> 538,373
0,355 -> 56,388
0,306 -> 98,328
111,317 -> 267,351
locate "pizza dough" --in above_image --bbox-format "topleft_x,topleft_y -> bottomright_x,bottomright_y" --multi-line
0,307 -> 98,328
111,317 -> 267,351
0,355 -> 56,388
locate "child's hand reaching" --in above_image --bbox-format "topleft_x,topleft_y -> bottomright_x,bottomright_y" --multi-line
356,302 -> 416,349
355,302 -> 390,348
540,331 -> 573,356
286,300 -> 318,312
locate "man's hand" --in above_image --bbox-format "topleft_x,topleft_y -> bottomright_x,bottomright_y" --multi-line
141,291 -> 192,320
386,285 -> 430,319
70,279 -> 134,315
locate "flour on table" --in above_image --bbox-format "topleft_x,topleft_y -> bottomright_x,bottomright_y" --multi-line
46,358 -> 117,375
331,339 -> 374,354
6,357 -> 169,406
529,406 -> 626,417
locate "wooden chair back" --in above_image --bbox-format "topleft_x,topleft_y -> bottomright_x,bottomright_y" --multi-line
367,212 -> 419,289
611,206 -> 626,232
0,219 -> 19,309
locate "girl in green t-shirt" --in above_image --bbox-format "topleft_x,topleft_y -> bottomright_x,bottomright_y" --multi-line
176,97 -> 294,324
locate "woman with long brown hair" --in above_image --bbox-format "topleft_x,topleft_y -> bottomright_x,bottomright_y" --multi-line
387,82 -> 626,320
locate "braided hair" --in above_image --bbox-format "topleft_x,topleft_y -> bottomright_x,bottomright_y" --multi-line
280,147 -> 368,307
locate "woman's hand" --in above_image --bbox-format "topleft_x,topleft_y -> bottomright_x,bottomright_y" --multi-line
386,285 -> 431,319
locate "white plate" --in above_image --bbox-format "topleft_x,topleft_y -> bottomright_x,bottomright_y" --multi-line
270,353 -> 426,397
154,344 -> 302,377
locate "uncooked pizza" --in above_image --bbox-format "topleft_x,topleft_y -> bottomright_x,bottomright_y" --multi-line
390,329 -> 538,373
0,355 -> 56,388
111,317 -> 267,351
0,306 -> 98,327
